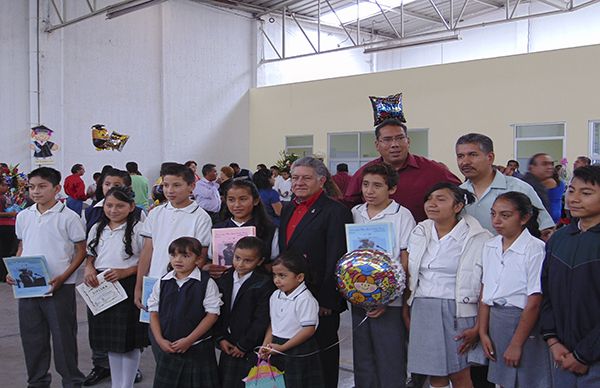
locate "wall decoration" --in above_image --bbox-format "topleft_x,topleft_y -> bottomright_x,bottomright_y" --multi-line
30,125 -> 59,165
91,124 -> 129,152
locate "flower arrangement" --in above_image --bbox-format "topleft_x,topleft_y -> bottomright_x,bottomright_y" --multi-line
1,164 -> 29,213
275,150 -> 299,170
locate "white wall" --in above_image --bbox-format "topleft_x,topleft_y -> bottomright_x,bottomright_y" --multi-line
0,1 -> 30,169
0,0 -> 255,185
257,1 -> 600,86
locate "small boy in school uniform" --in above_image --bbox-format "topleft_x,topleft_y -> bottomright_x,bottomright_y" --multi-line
350,163 -> 416,388
214,237 -> 276,388
7,167 -> 87,388
133,164 -> 212,354
541,165 -> 600,387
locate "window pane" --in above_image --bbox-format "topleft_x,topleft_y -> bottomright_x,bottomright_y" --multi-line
330,134 -> 359,159
286,146 -> 313,158
516,124 -> 564,138
359,132 -> 378,158
593,122 -> 600,156
516,139 -> 563,167
408,130 -> 428,157
286,135 -> 313,147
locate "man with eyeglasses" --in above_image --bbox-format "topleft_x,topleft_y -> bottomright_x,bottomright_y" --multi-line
344,118 -> 461,222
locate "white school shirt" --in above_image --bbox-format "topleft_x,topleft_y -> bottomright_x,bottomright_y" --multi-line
141,201 -> 212,278
276,178 -> 292,202
351,200 -> 416,306
270,282 -> 319,339
481,229 -> 545,309
413,218 -> 469,299
15,201 -> 86,284
86,222 -> 145,269
81,199 -> 147,227
147,267 -> 223,314
231,270 -> 253,307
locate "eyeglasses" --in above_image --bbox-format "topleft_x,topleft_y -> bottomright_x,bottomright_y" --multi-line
378,135 -> 407,145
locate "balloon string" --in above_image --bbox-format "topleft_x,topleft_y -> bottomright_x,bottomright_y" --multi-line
254,314 -> 369,358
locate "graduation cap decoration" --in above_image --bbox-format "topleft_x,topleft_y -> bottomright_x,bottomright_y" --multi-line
30,125 -> 59,159
31,125 -> 54,135
91,124 -> 129,152
369,93 -> 406,126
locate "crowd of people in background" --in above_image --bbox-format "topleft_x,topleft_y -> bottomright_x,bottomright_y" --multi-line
1,119 -> 599,388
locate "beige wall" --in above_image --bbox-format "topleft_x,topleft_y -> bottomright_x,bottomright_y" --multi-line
250,43 -> 600,175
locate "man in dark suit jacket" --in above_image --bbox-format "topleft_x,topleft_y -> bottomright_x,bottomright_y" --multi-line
279,156 -> 352,388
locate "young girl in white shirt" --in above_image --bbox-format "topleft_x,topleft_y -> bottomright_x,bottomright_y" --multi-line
478,191 -> 551,388
260,251 -> 325,388
147,237 -> 223,388
406,182 -> 492,388
84,186 -> 148,388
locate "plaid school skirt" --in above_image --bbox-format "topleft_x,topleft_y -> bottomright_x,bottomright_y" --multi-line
219,350 -> 257,388
153,339 -> 220,388
270,335 -> 325,388
88,274 -> 149,353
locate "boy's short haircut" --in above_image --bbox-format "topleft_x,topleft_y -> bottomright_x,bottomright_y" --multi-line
28,167 -> 61,186
125,161 -> 139,173
270,165 -> 280,172
184,160 -> 197,168
229,163 -> 240,169
272,250 -> 309,278
162,163 -> 195,184
336,163 -> 349,172
105,168 -> 132,187
159,162 -> 179,177
576,156 -> 592,166
361,163 -> 399,189
93,172 -> 101,180
168,237 -> 203,257
572,165 -> 600,187
234,236 -> 266,260
201,163 -> 216,177
70,163 -> 83,174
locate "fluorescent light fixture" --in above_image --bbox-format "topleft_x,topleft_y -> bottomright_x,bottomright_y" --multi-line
320,0 -> 417,26
363,33 -> 461,53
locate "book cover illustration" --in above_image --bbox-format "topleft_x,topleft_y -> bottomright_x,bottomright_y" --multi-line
212,226 -> 256,266
345,222 -> 394,257
3,256 -> 53,298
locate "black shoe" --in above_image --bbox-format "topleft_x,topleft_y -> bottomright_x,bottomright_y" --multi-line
134,369 -> 142,384
83,367 -> 110,386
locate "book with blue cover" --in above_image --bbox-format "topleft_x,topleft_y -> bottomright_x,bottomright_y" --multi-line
139,276 -> 158,323
345,222 -> 394,257
3,256 -> 53,298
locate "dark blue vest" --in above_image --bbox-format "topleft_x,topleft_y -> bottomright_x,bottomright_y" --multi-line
158,271 -> 210,342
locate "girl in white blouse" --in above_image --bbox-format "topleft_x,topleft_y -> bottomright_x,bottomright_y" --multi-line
478,191 -> 551,388
84,186 -> 148,388
406,182 -> 491,388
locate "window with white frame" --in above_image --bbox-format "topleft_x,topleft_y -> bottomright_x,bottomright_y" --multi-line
285,135 -> 313,158
328,129 -> 429,174
590,121 -> 600,164
513,123 -> 565,168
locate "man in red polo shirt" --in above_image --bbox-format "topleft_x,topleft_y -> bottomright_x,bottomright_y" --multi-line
344,119 -> 461,222
279,156 -> 352,388
64,163 -> 87,216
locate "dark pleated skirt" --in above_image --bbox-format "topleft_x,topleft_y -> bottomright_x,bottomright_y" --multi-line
270,335 -> 325,388
219,350 -> 257,388
153,339 -> 220,388
87,274 -> 149,353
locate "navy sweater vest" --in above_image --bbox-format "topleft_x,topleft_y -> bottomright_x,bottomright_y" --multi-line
158,271 -> 210,342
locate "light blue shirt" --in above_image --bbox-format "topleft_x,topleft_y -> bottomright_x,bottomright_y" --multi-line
460,171 -> 555,234
192,177 -> 221,213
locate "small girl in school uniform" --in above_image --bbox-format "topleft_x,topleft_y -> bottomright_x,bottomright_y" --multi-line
84,186 -> 148,388
209,179 -> 279,277
478,191 -> 551,388
260,251 -> 325,388
147,237 -> 223,388
214,236 -> 276,388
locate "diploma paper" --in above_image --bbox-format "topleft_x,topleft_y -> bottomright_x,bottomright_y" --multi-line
76,270 -> 128,315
